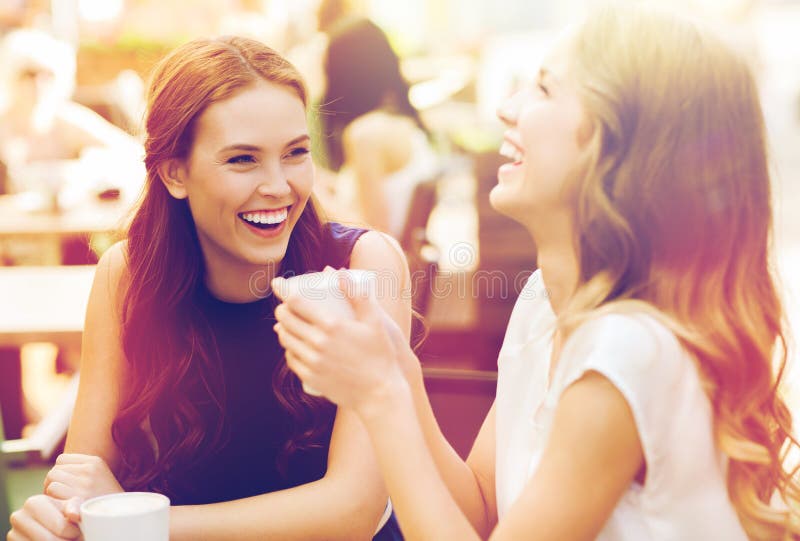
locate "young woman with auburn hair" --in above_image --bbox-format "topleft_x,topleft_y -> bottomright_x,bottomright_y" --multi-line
275,4 -> 800,540
7,36 -> 409,540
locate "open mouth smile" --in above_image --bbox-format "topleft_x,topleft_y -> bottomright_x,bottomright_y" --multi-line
238,206 -> 290,237
499,140 -> 524,164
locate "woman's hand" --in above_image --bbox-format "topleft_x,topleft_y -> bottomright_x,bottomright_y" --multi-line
273,273 -> 415,417
43,454 -> 124,502
7,495 -> 81,541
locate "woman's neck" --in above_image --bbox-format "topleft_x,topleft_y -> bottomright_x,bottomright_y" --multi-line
538,246 -> 579,316
203,256 -> 278,304
526,211 -> 579,316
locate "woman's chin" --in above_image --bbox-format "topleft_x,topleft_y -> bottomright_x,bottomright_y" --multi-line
489,184 -> 516,218
252,244 -> 289,267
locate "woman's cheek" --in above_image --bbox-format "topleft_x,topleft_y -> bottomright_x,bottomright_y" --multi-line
288,162 -> 315,197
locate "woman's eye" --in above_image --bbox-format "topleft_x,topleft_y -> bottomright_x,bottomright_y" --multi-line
227,154 -> 256,165
537,82 -> 549,97
285,147 -> 310,160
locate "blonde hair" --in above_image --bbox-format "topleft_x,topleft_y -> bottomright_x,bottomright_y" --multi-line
559,4 -> 800,539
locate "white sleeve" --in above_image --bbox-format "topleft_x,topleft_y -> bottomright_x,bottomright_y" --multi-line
553,313 -> 688,481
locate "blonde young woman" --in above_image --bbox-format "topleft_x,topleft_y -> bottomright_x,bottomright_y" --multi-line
274,4 -> 800,540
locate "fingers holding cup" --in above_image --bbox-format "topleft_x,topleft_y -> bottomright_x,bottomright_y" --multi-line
276,319 -> 327,397
274,302 -> 329,350
10,494 -> 81,540
284,349 -> 323,397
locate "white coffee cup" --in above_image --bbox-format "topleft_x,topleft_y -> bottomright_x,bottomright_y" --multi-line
273,268 -> 377,396
80,492 -> 169,541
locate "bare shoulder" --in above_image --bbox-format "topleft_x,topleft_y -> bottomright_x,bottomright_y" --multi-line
91,240 -> 130,318
58,100 -> 109,125
344,111 -> 416,149
350,231 -> 411,334
96,240 -> 128,285
66,240 -> 130,458
350,230 -> 407,274
57,101 -> 138,148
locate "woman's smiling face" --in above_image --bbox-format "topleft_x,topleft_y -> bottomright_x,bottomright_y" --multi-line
491,34 -> 590,225
163,80 -> 313,275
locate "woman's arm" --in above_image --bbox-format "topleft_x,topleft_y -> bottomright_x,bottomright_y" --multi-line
359,370 -> 643,540
347,232 -> 497,533
274,263 -> 497,536
64,241 -> 128,469
275,293 -> 645,540
488,372 -> 643,540
406,362 -> 499,536
343,113 -> 415,234
170,409 -> 386,541
274,291 -> 483,540
54,403 -> 387,540
57,102 -> 140,154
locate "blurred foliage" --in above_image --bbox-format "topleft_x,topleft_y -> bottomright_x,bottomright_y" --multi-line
450,124 -> 502,154
79,30 -> 184,53
76,32 -> 177,84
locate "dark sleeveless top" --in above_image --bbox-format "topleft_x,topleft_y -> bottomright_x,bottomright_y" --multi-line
148,223 -> 367,506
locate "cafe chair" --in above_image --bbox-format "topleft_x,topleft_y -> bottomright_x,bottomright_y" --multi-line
0,373 -> 79,534
398,175 -> 441,318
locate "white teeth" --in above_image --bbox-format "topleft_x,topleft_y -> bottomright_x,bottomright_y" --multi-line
241,208 -> 288,225
499,142 -> 523,163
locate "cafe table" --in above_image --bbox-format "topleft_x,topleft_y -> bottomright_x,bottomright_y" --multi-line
0,193 -> 135,265
0,265 -> 92,530
0,263 -> 94,473
0,265 -> 95,348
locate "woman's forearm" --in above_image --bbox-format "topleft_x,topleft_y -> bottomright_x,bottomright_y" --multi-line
360,380 -> 482,541
406,367 -> 494,535
169,477 -> 381,541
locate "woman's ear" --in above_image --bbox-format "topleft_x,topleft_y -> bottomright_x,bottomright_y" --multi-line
158,159 -> 189,200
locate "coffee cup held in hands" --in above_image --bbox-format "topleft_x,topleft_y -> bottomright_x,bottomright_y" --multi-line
80,492 -> 169,541
272,268 -> 378,396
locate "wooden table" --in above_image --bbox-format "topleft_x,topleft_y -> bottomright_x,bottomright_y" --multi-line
0,265 -> 96,348
0,194 -> 134,264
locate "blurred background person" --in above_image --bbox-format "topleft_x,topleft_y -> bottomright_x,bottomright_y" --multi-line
0,28 -> 139,197
317,17 -> 439,239
286,0 -> 363,103
0,0 -> 27,33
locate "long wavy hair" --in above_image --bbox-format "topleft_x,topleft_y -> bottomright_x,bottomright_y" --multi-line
112,36 -> 331,496
556,5 -> 800,539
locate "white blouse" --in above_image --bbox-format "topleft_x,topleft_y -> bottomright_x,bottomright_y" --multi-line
494,270 -> 748,540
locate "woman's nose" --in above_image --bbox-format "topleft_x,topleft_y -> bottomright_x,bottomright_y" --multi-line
257,179 -> 291,199
497,90 -> 524,126
256,163 -> 292,198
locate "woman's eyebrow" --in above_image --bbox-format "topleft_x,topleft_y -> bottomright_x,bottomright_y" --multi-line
285,134 -> 310,147
217,135 -> 310,154
218,143 -> 261,153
